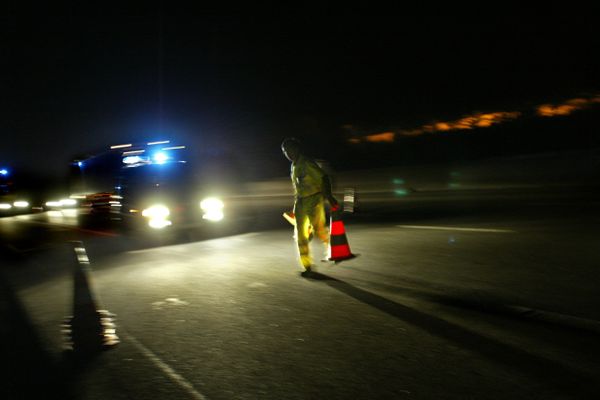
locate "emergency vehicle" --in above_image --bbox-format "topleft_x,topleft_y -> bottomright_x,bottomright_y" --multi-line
0,167 -> 34,215
69,141 -> 248,232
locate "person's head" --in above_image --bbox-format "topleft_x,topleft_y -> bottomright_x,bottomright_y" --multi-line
281,137 -> 301,162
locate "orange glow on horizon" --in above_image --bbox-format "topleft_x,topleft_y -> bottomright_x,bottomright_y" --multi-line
435,122 -> 451,131
365,132 -> 395,143
403,111 -> 522,136
536,96 -> 600,117
346,94 -> 599,144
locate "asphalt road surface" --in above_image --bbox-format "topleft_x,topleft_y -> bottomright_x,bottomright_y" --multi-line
1,187 -> 600,399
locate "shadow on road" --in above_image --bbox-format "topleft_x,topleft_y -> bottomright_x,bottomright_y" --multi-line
343,273 -> 600,335
0,260 -> 75,399
0,247 -> 114,400
306,271 -> 599,398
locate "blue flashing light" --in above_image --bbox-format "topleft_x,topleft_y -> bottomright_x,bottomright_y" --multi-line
153,152 -> 169,164
0,169 -> 8,176
77,161 -> 84,167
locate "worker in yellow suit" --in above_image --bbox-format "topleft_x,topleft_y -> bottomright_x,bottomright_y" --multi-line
281,138 -> 338,275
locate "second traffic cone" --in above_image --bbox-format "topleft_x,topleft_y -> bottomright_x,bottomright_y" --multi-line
328,205 -> 357,263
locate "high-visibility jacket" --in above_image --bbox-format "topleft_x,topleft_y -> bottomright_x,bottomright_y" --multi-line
291,155 -> 325,198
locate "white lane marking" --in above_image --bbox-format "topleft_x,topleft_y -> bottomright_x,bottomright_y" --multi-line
125,334 -> 209,400
397,225 -> 516,233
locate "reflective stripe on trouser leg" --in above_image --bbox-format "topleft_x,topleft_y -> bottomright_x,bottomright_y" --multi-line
309,196 -> 329,260
294,194 -> 328,268
294,212 -> 311,268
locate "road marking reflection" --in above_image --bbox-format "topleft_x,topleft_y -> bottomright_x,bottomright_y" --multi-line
397,225 -> 516,233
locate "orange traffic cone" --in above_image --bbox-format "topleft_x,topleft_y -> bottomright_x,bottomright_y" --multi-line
328,205 -> 357,263
62,241 -> 119,355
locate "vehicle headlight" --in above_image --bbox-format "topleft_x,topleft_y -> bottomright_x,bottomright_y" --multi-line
200,197 -> 224,222
60,198 -> 77,207
0,203 -> 12,210
142,204 -> 170,219
142,204 -> 172,229
13,201 -> 30,208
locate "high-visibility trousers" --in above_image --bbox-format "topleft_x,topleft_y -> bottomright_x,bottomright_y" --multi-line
294,193 -> 329,268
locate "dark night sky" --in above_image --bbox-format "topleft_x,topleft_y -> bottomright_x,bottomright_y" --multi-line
1,11 -> 599,180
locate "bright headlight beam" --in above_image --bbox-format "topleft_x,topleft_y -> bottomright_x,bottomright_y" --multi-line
0,203 -> 12,210
14,201 -> 29,208
142,205 -> 170,219
200,198 -> 224,221
60,199 -> 77,206
200,198 -> 224,211
142,205 -> 171,229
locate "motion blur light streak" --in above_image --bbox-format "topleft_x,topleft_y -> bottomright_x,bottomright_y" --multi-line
110,143 -> 132,149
